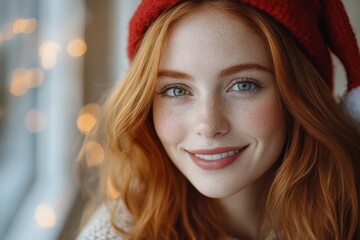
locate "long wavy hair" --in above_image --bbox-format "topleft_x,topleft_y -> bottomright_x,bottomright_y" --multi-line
80,0 -> 360,239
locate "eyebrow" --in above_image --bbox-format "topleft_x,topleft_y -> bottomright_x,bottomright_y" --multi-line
158,70 -> 193,80
157,63 -> 272,80
219,63 -> 273,77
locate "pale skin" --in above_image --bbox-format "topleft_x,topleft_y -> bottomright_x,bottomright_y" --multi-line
152,5 -> 286,239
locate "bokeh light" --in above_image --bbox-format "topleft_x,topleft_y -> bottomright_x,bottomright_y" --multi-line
12,18 -> 37,34
77,113 -> 97,133
84,141 -> 105,166
9,68 -> 44,96
39,41 -> 61,69
76,103 -> 100,135
9,73 -> 29,96
67,39 -> 87,57
25,109 -> 47,133
34,204 -> 56,228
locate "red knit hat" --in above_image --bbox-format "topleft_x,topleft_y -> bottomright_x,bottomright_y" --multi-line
128,0 -> 360,120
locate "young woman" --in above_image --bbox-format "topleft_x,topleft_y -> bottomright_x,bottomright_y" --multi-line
77,0 -> 360,239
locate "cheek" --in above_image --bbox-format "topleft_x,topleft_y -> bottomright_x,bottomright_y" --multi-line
152,101 -> 186,147
240,97 -> 285,140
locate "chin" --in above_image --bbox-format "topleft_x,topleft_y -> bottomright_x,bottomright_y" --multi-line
192,182 -> 244,199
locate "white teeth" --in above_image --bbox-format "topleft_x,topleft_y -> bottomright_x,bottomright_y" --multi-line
194,149 -> 240,161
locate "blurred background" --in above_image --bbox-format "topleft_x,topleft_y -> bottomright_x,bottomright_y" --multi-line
0,0 -> 358,239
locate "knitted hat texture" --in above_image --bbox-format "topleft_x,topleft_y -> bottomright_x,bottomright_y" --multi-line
127,0 -> 360,121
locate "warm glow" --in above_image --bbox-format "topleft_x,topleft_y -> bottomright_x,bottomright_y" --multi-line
12,18 -> 37,34
9,68 -> 44,96
9,73 -> 28,96
23,18 -> 37,33
67,39 -> 87,57
12,18 -> 26,34
84,141 -> 105,166
77,103 -> 101,134
106,178 -> 120,199
41,55 -> 57,69
34,204 -> 56,228
25,109 -> 47,133
77,113 -> 97,134
39,41 -> 61,69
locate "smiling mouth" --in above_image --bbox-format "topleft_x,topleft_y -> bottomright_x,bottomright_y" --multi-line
187,146 -> 248,170
193,149 -> 240,161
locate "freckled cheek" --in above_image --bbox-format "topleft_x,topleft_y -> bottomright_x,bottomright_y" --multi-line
152,103 -> 187,146
239,98 -> 285,139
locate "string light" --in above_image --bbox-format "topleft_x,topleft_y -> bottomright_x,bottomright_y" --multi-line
34,204 -> 56,228
77,113 -> 97,133
67,39 -> 87,57
76,103 -> 100,135
25,109 -> 47,133
0,18 -> 37,45
12,18 -> 37,34
1,3 -> 92,235
9,71 -> 29,96
39,41 -> 61,69
9,68 -> 44,96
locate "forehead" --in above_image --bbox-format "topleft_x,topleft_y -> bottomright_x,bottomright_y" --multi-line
159,5 -> 272,72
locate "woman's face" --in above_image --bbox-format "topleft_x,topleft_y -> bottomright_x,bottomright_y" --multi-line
152,6 -> 286,198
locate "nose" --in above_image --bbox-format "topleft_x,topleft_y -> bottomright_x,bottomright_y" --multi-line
193,96 -> 230,138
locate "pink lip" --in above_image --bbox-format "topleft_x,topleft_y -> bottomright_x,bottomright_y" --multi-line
187,145 -> 248,170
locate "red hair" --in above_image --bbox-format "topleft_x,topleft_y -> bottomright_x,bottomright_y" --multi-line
258,8 -> 360,239
80,1 -> 360,239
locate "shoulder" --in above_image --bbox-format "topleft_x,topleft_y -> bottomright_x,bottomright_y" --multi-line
77,202 -> 132,240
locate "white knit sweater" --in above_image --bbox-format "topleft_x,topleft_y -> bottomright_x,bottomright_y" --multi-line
77,204 -> 129,240
77,203 -> 277,240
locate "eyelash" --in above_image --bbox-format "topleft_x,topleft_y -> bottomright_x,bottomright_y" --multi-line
157,78 -> 263,99
228,78 -> 263,95
157,84 -> 191,99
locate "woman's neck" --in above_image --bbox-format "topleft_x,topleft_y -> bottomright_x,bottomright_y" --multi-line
218,174 -> 272,239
